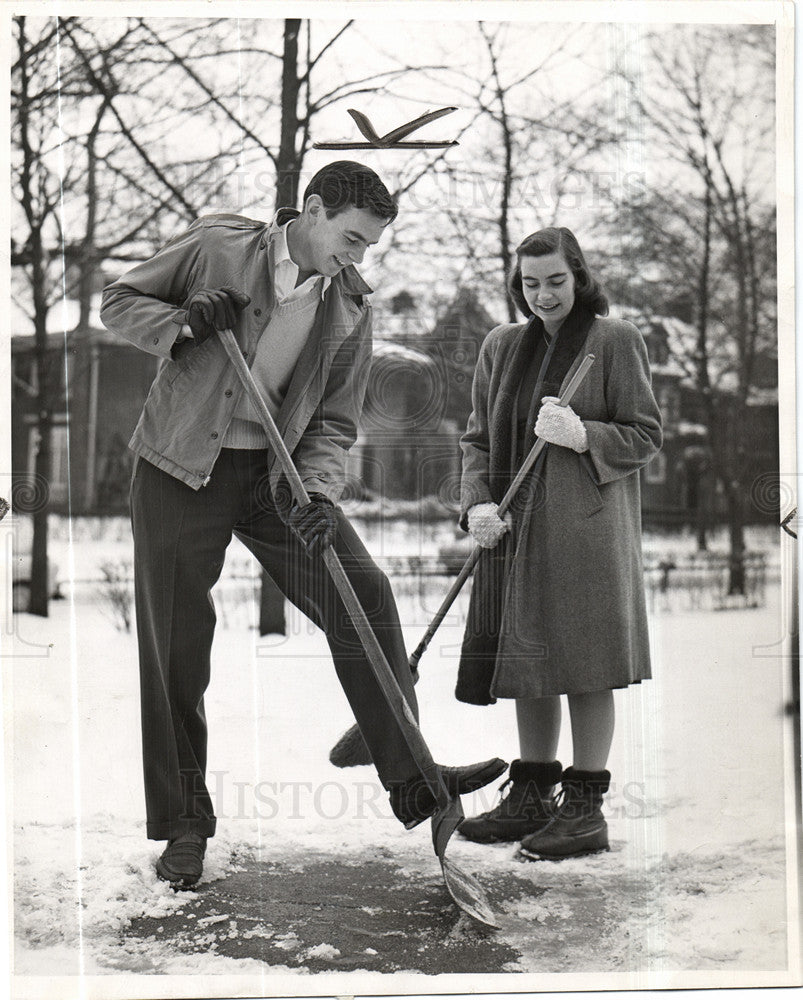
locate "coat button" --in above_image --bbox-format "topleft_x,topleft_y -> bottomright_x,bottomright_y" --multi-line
225,389 -> 233,397
243,351 -> 248,359
254,308 -> 262,317
211,432 -> 219,439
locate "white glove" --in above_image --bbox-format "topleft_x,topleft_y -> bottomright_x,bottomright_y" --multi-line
534,396 -> 589,453
467,502 -> 511,549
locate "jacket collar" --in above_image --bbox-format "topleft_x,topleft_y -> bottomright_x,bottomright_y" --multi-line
272,207 -> 373,298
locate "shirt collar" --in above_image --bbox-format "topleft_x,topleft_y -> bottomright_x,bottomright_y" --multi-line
270,216 -> 331,298
268,209 -> 374,298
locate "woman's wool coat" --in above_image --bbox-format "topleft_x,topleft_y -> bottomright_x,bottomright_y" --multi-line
456,316 -> 663,704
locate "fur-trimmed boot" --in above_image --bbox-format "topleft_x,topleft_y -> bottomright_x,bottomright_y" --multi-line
518,766 -> 610,860
458,759 -> 562,843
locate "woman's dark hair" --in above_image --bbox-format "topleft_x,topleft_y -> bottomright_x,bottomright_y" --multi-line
507,226 -> 608,318
303,160 -> 398,222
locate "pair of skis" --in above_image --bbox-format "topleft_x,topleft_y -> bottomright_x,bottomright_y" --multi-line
313,106 -> 459,150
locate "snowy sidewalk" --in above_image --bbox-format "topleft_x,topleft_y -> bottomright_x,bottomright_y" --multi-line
8,560 -> 796,981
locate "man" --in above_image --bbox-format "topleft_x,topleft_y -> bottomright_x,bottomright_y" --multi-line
101,161 -> 504,887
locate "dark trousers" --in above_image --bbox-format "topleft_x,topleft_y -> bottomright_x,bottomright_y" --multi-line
131,450 -> 420,841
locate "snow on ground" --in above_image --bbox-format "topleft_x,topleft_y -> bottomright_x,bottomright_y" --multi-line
5,517 -> 798,983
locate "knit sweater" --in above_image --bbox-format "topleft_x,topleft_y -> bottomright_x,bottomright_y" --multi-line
224,282 -> 322,448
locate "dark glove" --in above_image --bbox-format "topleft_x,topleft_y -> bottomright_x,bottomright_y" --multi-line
287,493 -> 337,555
184,286 -> 251,344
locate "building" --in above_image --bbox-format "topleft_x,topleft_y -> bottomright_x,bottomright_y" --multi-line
10,291 -> 779,526
346,288 -> 496,503
11,325 -> 159,515
631,311 -> 780,527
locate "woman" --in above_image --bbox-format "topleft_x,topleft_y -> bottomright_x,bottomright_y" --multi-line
457,227 -> 662,859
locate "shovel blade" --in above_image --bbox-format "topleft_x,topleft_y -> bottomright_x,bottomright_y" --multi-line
431,795 -> 464,857
431,797 -> 499,928
441,856 -> 499,928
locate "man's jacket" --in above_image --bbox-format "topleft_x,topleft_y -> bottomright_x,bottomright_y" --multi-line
100,210 -> 373,506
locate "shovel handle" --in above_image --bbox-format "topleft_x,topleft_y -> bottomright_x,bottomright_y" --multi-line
409,353 -> 595,670
218,328 -> 452,813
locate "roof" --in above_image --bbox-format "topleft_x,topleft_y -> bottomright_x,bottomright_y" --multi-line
611,305 -> 778,399
11,327 -> 120,352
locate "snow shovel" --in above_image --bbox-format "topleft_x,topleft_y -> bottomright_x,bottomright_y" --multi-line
219,327 -> 498,929
330,352 -> 596,769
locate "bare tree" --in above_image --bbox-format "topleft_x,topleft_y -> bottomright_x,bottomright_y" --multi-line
136,17 -> 450,211
12,16 -> 86,615
616,24 -> 777,583
395,22 -> 620,320
12,15 -> 241,613
13,13 -> 460,613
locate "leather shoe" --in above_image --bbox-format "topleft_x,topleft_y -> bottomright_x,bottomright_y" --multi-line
389,757 -> 507,829
155,831 -> 207,888
439,758 -> 508,796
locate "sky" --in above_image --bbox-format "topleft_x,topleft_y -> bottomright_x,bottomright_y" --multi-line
10,10 -> 780,329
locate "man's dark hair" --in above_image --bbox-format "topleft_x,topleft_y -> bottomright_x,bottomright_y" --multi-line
508,226 -> 609,318
303,160 -> 398,222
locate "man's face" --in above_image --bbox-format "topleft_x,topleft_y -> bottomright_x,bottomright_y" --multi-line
304,198 -> 390,276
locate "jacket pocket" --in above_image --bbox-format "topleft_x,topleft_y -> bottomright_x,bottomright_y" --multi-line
577,454 -> 604,516
166,337 -> 210,386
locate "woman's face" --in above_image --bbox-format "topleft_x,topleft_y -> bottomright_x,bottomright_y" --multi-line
520,252 -> 576,334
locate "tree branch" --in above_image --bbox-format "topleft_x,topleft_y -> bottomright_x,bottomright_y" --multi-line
135,18 -> 278,169
60,21 -> 199,216
302,20 -> 354,81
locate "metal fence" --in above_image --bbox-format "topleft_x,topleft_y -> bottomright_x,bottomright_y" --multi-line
48,548 -> 772,634
642,552 -> 769,612
373,550 -> 771,613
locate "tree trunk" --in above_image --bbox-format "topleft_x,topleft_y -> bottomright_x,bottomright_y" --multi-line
697,181 -> 712,392
694,179 -> 713,551
76,101 -> 106,330
29,244 -> 53,616
708,399 -> 747,596
496,85 -> 514,321
30,404 -> 51,616
695,469 -> 709,552
17,16 -> 52,616
500,132 -> 514,322
742,197 -> 761,398
260,18 -> 302,621
29,228 -> 54,616
275,19 -> 301,209
480,26 -> 516,322
726,485 -> 746,596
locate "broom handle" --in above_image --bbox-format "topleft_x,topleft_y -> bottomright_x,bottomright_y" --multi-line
218,328 -> 451,807
408,353 -> 595,670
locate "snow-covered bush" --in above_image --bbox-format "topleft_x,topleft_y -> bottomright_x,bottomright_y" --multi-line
97,560 -> 134,633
